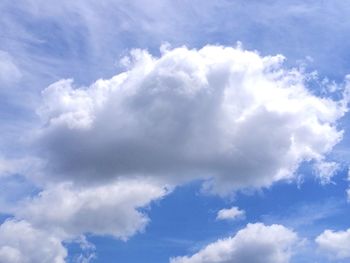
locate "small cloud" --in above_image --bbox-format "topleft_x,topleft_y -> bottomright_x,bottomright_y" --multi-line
313,161 -> 339,185
216,206 -> 245,221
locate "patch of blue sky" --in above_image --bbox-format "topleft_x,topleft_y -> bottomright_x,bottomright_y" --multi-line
0,174 -> 40,223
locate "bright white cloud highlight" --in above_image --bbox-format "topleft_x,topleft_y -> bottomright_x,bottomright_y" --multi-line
170,223 -> 299,263
0,220 -> 67,263
35,45 -> 347,194
316,228 -> 350,259
216,206 -> 245,221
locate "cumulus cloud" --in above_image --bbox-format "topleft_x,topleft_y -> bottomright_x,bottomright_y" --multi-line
170,223 -> 299,263
12,179 -> 168,240
0,219 -> 67,263
216,206 -> 245,221
316,228 -> 350,259
0,178 -> 167,262
34,45 -> 347,194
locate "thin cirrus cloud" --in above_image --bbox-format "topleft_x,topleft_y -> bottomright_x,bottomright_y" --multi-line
0,51 -> 21,87
170,223 -> 300,263
33,45 -> 348,195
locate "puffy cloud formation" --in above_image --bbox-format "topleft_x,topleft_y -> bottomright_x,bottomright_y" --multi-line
316,228 -> 350,259
35,45 -> 347,194
0,220 -> 67,263
170,223 -> 299,263
216,206 -> 245,221
12,179 -> 168,240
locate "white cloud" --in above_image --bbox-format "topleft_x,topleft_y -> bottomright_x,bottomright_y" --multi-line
216,206 -> 245,221
35,45 -> 347,194
316,228 -> 350,259
13,179 -> 169,240
0,178 -> 168,262
170,223 -> 300,263
0,219 -> 67,263
313,161 -> 340,184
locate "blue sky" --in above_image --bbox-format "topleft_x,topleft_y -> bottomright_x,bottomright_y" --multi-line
1,1 -> 350,263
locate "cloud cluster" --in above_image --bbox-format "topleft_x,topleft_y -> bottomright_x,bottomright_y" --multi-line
35,45 -> 346,194
170,223 -> 299,263
316,228 -> 350,260
2,45 -> 348,261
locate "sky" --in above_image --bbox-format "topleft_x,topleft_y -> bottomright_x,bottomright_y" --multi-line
1,0 -> 350,262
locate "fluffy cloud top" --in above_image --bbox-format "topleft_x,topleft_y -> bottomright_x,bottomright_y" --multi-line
34,45 -> 347,194
170,223 -> 299,263
216,206 -> 245,221
0,220 -> 67,263
316,228 -> 350,259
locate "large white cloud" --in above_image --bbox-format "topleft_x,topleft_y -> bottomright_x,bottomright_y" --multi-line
34,45 -> 347,194
170,223 -> 299,263
0,219 -> 67,263
316,228 -> 350,259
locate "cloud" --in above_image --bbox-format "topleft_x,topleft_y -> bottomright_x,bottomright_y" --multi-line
170,223 -> 300,263
12,178 -> 168,240
0,178 -> 168,262
0,219 -> 67,263
316,228 -> 350,259
216,206 -> 245,221
34,45 -> 347,194
0,51 -> 21,86
313,161 -> 340,185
